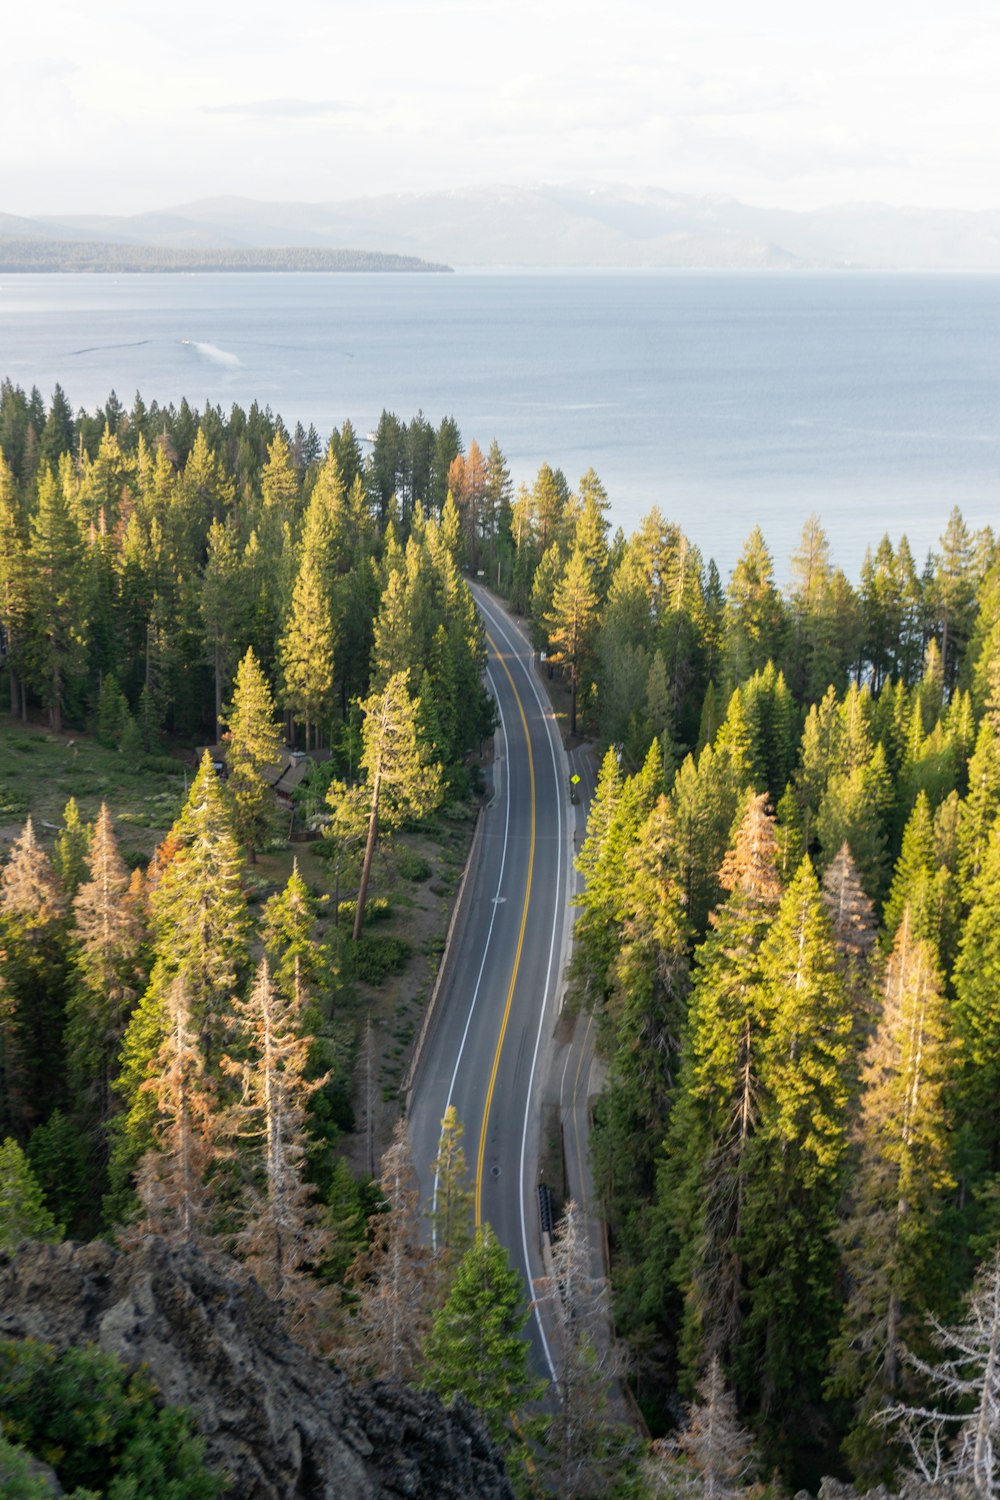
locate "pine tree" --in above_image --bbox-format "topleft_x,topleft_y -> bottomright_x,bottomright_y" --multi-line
321,778 -> 370,922
222,958 -> 334,1346
953,814 -> 1000,1171
0,1137 -> 62,1249
324,1153 -> 370,1284
545,545 -> 601,736
0,449 -> 31,718
429,1105 -> 474,1269
735,857 -> 851,1452
133,975 -> 217,1246
958,718 -> 1000,898
109,755 -> 248,1218
25,464 -> 87,732
821,842 -> 878,1048
221,647 -> 281,862
879,1246 -> 1000,1499
423,1223 -> 544,1465
201,516 -> 246,741
52,796 -> 90,898
279,548 -> 336,750
665,794 -> 783,1380
260,860 -> 328,1027
883,790 -> 955,954
66,803 -> 146,1144
830,912 -> 955,1485
535,1199 -> 635,1499
815,742 -> 892,902
592,794 -> 690,1315
721,526 -> 785,688
346,1120 -> 433,1381
0,818 -> 68,1135
644,1355 -> 755,1500
352,671 -> 442,939
930,506 -> 977,690
571,740 -> 663,1006
26,1107 -> 91,1239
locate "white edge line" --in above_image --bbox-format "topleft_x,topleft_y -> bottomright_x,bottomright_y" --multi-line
473,589 -> 564,1384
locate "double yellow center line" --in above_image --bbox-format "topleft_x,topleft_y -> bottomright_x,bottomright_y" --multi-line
475,631 -> 536,1227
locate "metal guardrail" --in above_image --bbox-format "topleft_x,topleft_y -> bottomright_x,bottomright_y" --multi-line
538,1181 -> 555,1237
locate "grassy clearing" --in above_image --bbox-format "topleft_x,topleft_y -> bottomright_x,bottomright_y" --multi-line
0,717 -> 189,861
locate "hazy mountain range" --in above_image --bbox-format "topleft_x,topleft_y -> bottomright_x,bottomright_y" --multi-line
2,185 -> 1000,270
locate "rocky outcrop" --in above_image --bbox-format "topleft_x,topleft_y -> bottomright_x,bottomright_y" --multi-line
0,1237 -> 514,1500
808,1480 -> 977,1500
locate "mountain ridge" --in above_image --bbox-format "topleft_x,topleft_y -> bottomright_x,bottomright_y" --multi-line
3,185 -> 1000,269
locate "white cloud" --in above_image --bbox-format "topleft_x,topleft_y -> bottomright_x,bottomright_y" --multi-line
0,0 -> 997,213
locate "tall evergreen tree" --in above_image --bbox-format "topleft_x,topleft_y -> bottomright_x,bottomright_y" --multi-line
821,843 -> 878,1047
429,1105 -> 474,1270
665,794 -> 782,1383
352,671 -> 442,939
0,1137 -> 62,1249
423,1223 -> 544,1471
51,796 -> 91,899
222,958 -> 334,1347
0,449 -> 30,718
721,526 -> 785,688
830,912 -> 955,1485
221,647 -> 282,862
643,1355 -> 755,1500
571,740 -> 663,1006
260,859 -> 328,1028
279,549 -> 336,750
109,755 -> 248,1217
346,1121 -> 433,1381
66,804 -> 146,1147
26,464 -> 87,731
953,813 -> 1000,1172
545,545 -> 601,736
0,818 -> 68,1136
535,1199 -> 634,1499
133,976 -> 216,1246
738,858 -> 851,1455
200,516 -> 246,741
592,795 -> 691,1364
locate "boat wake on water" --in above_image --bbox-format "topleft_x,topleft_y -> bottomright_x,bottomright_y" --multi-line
180,339 -> 241,368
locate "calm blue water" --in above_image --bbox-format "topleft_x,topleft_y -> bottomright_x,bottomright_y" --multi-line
0,269 -> 997,578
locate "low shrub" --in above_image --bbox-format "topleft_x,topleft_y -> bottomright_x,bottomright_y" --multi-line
346,932 -> 411,985
0,1339 -> 223,1499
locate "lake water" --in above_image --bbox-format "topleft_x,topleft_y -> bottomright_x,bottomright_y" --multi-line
0,269 -> 997,579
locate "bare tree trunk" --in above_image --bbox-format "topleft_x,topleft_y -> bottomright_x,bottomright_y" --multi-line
353,772 -> 381,942
214,640 -> 223,745
365,1018 -> 376,1178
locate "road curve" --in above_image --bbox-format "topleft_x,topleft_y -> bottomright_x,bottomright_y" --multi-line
407,585 -> 572,1377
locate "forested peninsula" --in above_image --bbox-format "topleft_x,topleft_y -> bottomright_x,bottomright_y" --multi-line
1,377 -> 1000,1498
0,239 -> 452,272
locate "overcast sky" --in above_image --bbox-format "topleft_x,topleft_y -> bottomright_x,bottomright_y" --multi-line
3,0 -> 998,217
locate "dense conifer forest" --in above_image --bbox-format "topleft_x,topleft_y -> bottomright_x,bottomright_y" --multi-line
1,377 -> 999,1496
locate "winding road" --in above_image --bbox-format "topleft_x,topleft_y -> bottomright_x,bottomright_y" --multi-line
406,585 -> 575,1378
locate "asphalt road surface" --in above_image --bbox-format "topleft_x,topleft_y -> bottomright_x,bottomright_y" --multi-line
407,585 -> 572,1379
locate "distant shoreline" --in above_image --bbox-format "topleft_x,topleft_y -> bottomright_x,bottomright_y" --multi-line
0,239 -> 453,274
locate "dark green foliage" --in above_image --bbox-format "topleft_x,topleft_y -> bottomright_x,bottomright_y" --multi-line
344,931 -> 411,984
0,1138 -> 62,1249
0,1431 -> 72,1499
422,1224 -> 544,1459
395,847 -> 432,882
0,1340 -> 223,1499
26,1111 -> 92,1238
